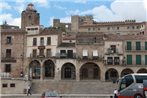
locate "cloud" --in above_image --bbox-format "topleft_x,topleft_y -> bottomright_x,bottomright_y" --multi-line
0,2 -> 11,10
0,13 -> 21,27
66,10 -> 81,15
60,16 -> 71,23
32,0 -> 49,7
71,0 -> 147,22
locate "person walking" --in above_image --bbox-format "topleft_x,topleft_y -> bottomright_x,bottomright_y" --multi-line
114,89 -> 118,98
27,84 -> 32,96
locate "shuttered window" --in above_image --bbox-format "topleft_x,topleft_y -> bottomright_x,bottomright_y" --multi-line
136,42 -> 141,50
127,55 -> 132,65
136,55 -> 141,65
127,41 -> 132,50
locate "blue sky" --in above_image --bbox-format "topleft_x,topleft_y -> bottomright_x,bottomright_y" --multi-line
0,0 -> 147,27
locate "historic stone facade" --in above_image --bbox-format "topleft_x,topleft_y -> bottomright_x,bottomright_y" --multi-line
1,29 -> 26,77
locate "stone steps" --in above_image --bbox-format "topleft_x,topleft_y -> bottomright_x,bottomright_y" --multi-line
31,80 -> 117,94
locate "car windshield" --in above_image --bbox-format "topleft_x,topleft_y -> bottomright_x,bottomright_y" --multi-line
45,91 -> 58,97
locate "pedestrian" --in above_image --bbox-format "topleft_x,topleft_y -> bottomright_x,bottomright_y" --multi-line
114,89 -> 118,98
27,84 -> 32,96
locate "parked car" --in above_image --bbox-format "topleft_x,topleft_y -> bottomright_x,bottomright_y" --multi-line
41,91 -> 60,98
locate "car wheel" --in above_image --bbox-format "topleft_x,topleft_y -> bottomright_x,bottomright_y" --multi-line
134,94 -> 142,98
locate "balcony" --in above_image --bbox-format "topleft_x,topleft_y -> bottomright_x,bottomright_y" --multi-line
29,52 -> 54,59
105,48 -> 123,55
77,56 -> 102,61
125,46 -> 147,52
1,56 -> 16,62
56,53 -> 76,59
104,59 -> 126,66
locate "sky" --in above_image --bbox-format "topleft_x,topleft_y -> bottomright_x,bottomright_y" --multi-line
0,0 -> 147,27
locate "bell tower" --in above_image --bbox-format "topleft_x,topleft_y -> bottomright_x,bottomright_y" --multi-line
21,3 -> 40,29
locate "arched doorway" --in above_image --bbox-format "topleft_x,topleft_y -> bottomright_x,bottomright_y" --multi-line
43,60 -> 55,78
61,63 -> 76,80
121,68 -> 134,77
105,68 -> 118,81
137,68 -> 147,73
80,62 -> 100,80
29,60 -> 41,79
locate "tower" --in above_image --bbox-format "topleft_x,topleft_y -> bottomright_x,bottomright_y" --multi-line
21,3 -> 40,29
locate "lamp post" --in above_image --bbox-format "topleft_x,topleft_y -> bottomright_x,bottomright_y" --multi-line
20,54 -> 24,77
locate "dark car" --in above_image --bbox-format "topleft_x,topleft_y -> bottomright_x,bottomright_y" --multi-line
41,91 -> 60,98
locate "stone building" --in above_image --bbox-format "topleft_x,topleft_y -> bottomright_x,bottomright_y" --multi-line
54,15 -> 147,36
1,29 -> 26,77
21,3 -> 40,29
103,34 -> 147,82
26,27 -> 62,80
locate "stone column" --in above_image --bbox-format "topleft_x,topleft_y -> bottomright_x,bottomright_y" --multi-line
76,63 -> 80,81
40,62 -> 43,80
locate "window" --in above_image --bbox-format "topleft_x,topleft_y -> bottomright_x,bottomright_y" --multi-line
127,55 -> 132,65
136,55 -> 141,65
135,75 -> 147,83
111,45 -> 116,53
107,27 -> 110,30
132,26 -> 135,29
33,38 -> 37,46
60,50 -> 66,58
127,26 -> 130,29
2,84 -> 8,88
145,42 -> 147,50
82,49 -> 88,56
145,55 -> 147,65
136,41 -> 141,50
107,57 -> 113,65
93,50 -> 98,57
88,28 -> 91,31
5,64 -> 11,72
46,49 -> 51,57
119,75 -> 134,91
67,50 -> 73,58
40,37 -> 44,46
6,49 -> 11,58
6,36 -> 12,44
117,27 -> 119,30
10,83 -> 15,87
114,57 -> 120,65
39,49 -> 44,56
126,41 -> 132,50
47,37 -> 51,45
32,49 -> 37,57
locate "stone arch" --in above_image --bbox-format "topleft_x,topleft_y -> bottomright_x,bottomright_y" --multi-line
137,68 -> 147,73
61,63 -> 76,80
121,68 -> 134,77
43,60 -> 55,78
29,60 -> 41,79
80,62 -> 100,80
105,68 -> 119,81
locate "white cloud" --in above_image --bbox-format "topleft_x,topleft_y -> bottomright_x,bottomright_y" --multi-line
0,2 -> 11,10
69,0 -> 147,22
0,13 -> 21,27
60,16 -> 71,23
66,10 -> 81,15
49,16 -> 55,26
32,0 -> 49,7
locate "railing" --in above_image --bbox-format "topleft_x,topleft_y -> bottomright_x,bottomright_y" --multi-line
104,60 -> 126,65
77,56 -> 103,61
0,72 -> 10,78
105,48 -> 123,55
29,53 -> 54,59
56,53 -> 76,59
